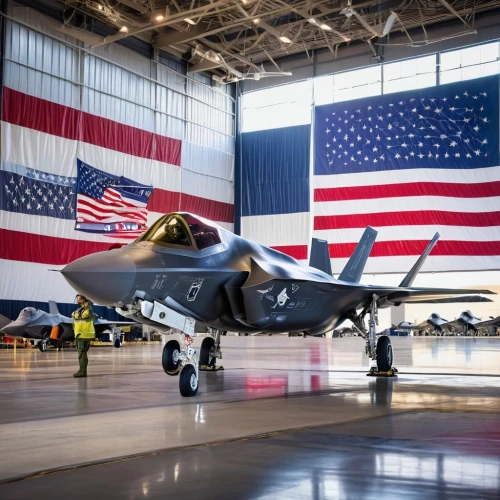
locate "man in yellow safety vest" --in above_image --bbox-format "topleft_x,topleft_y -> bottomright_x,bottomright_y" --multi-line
72,294 -> 96,377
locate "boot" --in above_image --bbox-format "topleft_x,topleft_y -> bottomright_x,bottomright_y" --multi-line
73,371 -> 86,377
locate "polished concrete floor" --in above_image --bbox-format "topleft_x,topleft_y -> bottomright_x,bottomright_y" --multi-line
1,337 -> 500,499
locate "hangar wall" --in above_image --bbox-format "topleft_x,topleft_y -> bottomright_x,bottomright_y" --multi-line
0,1 -> 236,319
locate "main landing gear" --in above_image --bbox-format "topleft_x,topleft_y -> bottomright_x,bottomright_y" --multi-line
199,328 -> 224,372
161,328 -> 225,397
351,294 -> 398,377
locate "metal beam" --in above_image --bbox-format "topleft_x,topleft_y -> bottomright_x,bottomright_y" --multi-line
91,0 -> 234,48
117,0 -> 150,15
154,25 -> 207,46
436,0 -> 471,27
201,38 -> 261,71
188,58 -> 223,72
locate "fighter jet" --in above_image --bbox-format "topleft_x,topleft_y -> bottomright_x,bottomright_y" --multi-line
427,311 -> 500,336
59,212 -> 494,396
0,301 -> 135,351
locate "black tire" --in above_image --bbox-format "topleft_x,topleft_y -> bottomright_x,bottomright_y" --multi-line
199,337 -> 216,367
179,364 -> 198,397
114,338 -> 122,349
376,336 -> 393,372
38,340 -> 47,352
162,340 -> 181,374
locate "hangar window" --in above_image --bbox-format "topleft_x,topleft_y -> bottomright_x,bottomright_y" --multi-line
241,80 -> 313,132
440,42 -> 500,84
383,55 -> 436,94
333,66 -> 382,103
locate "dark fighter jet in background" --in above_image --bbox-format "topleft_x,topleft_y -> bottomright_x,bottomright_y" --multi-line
59,212 -> 494,396
0,301 -> 135,351
427,311 -> 500,336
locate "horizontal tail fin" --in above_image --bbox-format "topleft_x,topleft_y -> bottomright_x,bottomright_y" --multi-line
338,226 -> 377,283
309,238 -> 333,276
399,233 -> 440,288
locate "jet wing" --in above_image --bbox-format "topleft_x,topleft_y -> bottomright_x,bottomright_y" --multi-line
371,287 -> 495,308
474,316 -> 500,328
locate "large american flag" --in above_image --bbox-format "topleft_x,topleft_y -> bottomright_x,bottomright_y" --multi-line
314,75 -> 500,273
76,160 -> 153,239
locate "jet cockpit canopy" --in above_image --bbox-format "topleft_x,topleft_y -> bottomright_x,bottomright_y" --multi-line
136,213 -> 221,251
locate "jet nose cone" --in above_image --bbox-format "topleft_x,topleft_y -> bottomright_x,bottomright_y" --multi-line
61,250 -> 136,306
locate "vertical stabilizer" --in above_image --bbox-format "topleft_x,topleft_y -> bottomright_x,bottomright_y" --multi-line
399,233 -> 440,287
309,239 -> 333,277
48,300 -> 61,315
338,227 -> 378,283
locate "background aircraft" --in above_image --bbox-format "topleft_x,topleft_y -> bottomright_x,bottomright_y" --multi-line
0,301 -> 136,351
427,311 -> 500,336
59,212 -> 494,396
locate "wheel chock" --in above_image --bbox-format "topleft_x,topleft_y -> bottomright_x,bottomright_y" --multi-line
366,367 -> 398,377
165,367 -> 182,376
199,364 -> 224,372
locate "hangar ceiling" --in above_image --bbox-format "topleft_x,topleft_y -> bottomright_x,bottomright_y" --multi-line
54,0 -> 500,82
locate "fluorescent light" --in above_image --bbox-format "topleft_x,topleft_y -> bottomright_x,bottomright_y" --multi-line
120,26 -> 128,33
185,18 -> 196,25
279,36 -> 292,44
320,23 -> 332,31
155,14 -> 164,22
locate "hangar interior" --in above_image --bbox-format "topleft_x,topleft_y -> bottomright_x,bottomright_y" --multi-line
1,0 -> 500,498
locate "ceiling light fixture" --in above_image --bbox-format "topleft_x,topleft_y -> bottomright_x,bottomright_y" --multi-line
155,14 -> 164,22
120,26 -> 128,33
252,18 -> 261,25
308,18 -> 318,25
97,4 -> 103,11
320,23 -> 332,31
185,18 -> 196,25
279,36 -> 292,44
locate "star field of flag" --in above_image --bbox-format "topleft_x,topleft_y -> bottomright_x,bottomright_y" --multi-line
315,75 -> 500,175
0,168 -> 76,220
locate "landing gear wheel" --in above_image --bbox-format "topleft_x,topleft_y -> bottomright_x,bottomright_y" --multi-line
179,364 -> 198,397
114,338 -> 122,349
199,337 -> 216,367
38,340 -> 47,352
376,336 -> 393,372
162,340 -> 181,374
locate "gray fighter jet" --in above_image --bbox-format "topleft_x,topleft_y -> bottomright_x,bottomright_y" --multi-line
0,301 -> 135,351
59,212 -> 494,396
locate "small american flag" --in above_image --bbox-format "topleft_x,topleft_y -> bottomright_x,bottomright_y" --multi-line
75,160 -> 153,239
